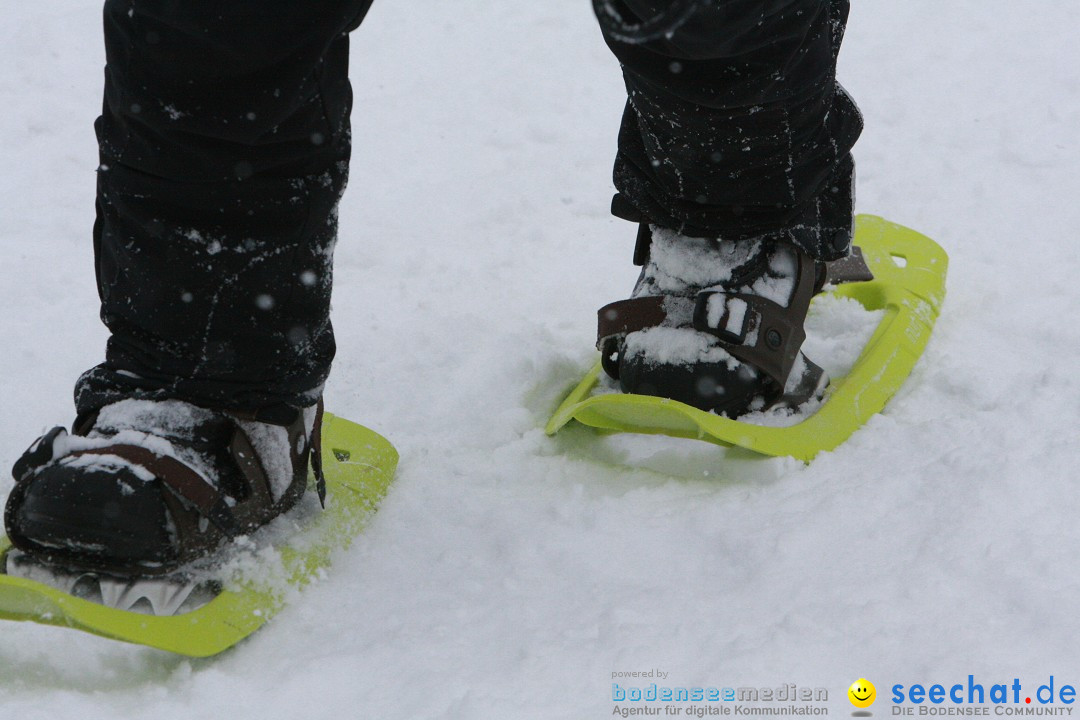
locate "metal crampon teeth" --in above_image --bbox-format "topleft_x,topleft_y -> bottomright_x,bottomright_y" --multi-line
3,550 -> 219,616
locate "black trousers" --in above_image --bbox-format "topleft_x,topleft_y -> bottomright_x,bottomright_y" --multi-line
77,0 -> 860,418
598,0 -> 861,256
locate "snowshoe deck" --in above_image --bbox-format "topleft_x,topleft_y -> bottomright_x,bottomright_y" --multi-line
0,413 -> 397,657
545,215 -> 948,460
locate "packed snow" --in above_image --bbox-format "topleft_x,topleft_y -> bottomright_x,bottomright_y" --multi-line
3,1 -> 1080,718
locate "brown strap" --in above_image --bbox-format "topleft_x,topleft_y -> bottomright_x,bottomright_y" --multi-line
73,445 -> 239,537
596,296 -> 695,349
311,399 -> 326,507
225,402 -> 321,514
694,250 -> 818,387
227,428 -> 274,528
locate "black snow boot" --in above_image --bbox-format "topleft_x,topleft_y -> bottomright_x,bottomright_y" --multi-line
4,398 -> 324,576
597,224 -> 831,418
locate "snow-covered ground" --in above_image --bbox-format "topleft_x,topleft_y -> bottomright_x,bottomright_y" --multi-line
3,1 -> 1080,718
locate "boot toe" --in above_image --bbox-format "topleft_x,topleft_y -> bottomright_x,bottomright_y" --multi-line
7,461 -> 176,571
618,346 -> 777,417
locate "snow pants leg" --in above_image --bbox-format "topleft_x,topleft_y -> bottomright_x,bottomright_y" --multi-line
594,0 -> 863,260
76,0 -> 860,417
76,0 -> 374,419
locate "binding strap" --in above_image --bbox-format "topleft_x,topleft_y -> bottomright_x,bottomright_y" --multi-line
311,398 -> 326,507
227,399 -> 326,508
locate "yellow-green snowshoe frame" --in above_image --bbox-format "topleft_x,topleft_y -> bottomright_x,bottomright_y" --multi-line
546,215 -> 948,460
0,413 -> 397,657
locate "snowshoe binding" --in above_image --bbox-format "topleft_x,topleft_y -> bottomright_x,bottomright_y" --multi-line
597,223 -> 843,418
548,214 -> 948,460
4,398 -> 326,577
0,409 -> 397,656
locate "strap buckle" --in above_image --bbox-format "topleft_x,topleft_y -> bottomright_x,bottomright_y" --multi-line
692,292 -> 751,345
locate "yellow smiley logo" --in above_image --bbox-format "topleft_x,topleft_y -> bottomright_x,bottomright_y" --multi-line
848,678 -> 876,708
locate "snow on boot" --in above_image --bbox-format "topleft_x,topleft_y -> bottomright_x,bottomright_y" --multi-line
4,398 -> 325,577
597,225 -> 830,418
